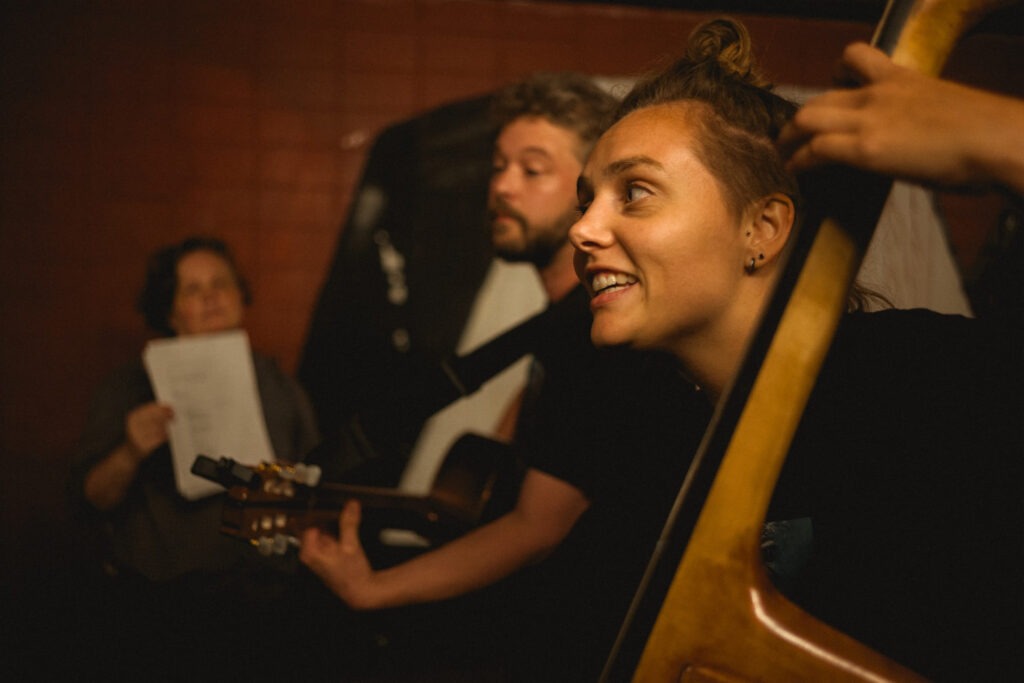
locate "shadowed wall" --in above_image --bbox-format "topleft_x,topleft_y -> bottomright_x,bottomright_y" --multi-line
1,0 -> 1019,621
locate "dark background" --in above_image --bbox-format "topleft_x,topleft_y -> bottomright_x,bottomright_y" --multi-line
1,0 -> 1020,628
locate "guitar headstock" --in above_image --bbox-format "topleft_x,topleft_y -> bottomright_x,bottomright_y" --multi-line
192,453 -> 323,490
203,455 -> 480,556
221,483 -> 323,557
190,455 -> 330,555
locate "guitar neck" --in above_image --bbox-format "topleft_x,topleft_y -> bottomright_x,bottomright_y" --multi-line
213,432 -> 516,552
220,481 -> 479,548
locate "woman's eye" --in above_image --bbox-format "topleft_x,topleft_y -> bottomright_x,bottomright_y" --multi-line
624,184 -> 652,203
213,277 -> 236,292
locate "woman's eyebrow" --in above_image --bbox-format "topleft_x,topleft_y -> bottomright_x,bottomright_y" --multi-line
578,155 -> 664,196
603,155 -> 664,179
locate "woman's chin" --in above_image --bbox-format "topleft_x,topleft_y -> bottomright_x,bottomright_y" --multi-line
192,321 -> 242,336
590,322 -> 636,350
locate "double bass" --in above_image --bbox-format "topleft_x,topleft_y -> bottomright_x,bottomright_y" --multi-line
602,1 -> 1014,681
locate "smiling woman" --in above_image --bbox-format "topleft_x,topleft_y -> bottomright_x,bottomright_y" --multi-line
573,103 -> 794,386
572,19 -> 799,398
569,17 -> 1021,680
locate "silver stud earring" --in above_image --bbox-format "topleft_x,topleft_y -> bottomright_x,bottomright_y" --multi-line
745,257 -> 757,274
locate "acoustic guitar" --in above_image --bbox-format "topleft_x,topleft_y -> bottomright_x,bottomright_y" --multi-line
191,432 -> 519,556
601,1 -> 1011,681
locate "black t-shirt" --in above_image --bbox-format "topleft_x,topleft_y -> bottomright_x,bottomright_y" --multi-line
516,305 -> 1021,681
768,309 -> 1022,681
508,287 -> 710,681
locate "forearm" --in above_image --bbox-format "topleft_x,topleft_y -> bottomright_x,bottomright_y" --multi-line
364,511 -> 557,609
82,443 -> 142,510
302,468 -> 590,610
967,91 -> 1024,196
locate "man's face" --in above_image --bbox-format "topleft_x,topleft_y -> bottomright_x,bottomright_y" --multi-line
488,116 -> 584,267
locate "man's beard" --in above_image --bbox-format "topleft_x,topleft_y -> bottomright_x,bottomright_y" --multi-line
489,200 -> 577,269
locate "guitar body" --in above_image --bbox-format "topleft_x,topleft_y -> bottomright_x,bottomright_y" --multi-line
430,432 -> 524,526
603,1 -> 1011,681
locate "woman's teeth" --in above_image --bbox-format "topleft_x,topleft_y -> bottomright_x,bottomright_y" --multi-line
592,272 -> 637,294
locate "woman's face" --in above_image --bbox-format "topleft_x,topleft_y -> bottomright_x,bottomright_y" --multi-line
570,103 -> 751,357
169,249 -> 245,336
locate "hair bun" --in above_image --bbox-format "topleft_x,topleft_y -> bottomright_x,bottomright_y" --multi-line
687,18 -> 767,89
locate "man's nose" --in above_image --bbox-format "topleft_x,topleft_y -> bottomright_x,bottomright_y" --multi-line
490,167 -> 517,197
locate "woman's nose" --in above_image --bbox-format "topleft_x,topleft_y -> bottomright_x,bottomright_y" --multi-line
569,205 -> 609,252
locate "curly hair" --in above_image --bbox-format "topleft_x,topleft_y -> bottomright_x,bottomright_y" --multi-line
136,236 -> 251,336
490,72 -> 619,161
616,18 -> 799,217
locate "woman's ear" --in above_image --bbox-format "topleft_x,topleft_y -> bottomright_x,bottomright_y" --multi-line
744,192 -> 795,268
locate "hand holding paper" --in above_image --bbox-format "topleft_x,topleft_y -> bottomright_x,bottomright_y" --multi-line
124,402 -> 175,461
143,330 -> 275,500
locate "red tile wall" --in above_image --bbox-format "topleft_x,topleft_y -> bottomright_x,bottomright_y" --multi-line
1,0 -> 1020,581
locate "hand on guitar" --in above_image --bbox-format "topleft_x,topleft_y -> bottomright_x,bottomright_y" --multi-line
296,467 -> 588,613
778,42 -> 1024,194
300,500 -> 382,610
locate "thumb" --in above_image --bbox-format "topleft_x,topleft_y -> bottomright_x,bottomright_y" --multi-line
339,499 -> 364,555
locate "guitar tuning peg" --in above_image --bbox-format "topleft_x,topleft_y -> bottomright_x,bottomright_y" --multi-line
294,463 -> 322,487
254,534 -> 300,556
273,462 -> 320,487
255,536 -> 276,556
271,534 -> 292,555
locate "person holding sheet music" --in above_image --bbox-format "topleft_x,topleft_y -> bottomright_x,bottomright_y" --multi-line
69,236 -> 324,678
570,18 -> 1020,681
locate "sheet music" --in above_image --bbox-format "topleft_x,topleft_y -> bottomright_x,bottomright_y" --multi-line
143,329 -> 275,500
